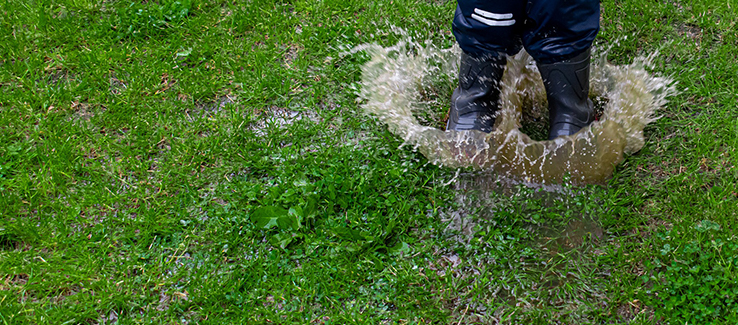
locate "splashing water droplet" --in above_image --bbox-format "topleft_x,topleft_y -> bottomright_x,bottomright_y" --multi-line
355,37 -> 678,185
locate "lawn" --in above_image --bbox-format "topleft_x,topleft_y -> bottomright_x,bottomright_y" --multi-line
0,0 -> 737,323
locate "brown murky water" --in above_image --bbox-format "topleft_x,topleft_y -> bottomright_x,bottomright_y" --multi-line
355,40 -> 677,185
449,172 -> 603,251
352,38 -> 678,315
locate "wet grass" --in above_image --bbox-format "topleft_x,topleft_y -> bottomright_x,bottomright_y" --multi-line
1,0 -> 737,323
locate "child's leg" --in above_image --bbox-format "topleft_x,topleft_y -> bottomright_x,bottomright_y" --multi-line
447,1 -> 526,132
522,0 -> 600,139
452,1 -> 526,57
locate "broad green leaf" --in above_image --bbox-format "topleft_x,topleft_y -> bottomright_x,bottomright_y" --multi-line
277,213 -> 300,231
250,206 -> 288,229
333,227 -> 365,241
269,233 -> 302,250
389,241 -> 410,255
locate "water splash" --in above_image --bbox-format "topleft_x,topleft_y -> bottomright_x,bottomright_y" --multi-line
356,38 -> 678,185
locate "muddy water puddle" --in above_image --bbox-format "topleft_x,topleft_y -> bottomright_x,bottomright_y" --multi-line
438,172 -> 611,313
355,38 -> 677,185
355,35 -> 677,314
450,172 -> 605,252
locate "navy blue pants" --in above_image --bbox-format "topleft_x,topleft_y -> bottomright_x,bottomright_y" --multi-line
452,0 -> 600,64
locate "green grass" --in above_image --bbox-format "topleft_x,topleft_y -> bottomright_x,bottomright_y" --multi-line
1,0 -> 737,323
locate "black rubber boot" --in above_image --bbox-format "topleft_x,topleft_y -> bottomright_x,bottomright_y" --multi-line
537,49 -> 595,140
446,52 -> 506,133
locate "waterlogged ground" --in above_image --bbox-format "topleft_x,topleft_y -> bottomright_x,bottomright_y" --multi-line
1,0 -> 738,324
441,175 -> 611,321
